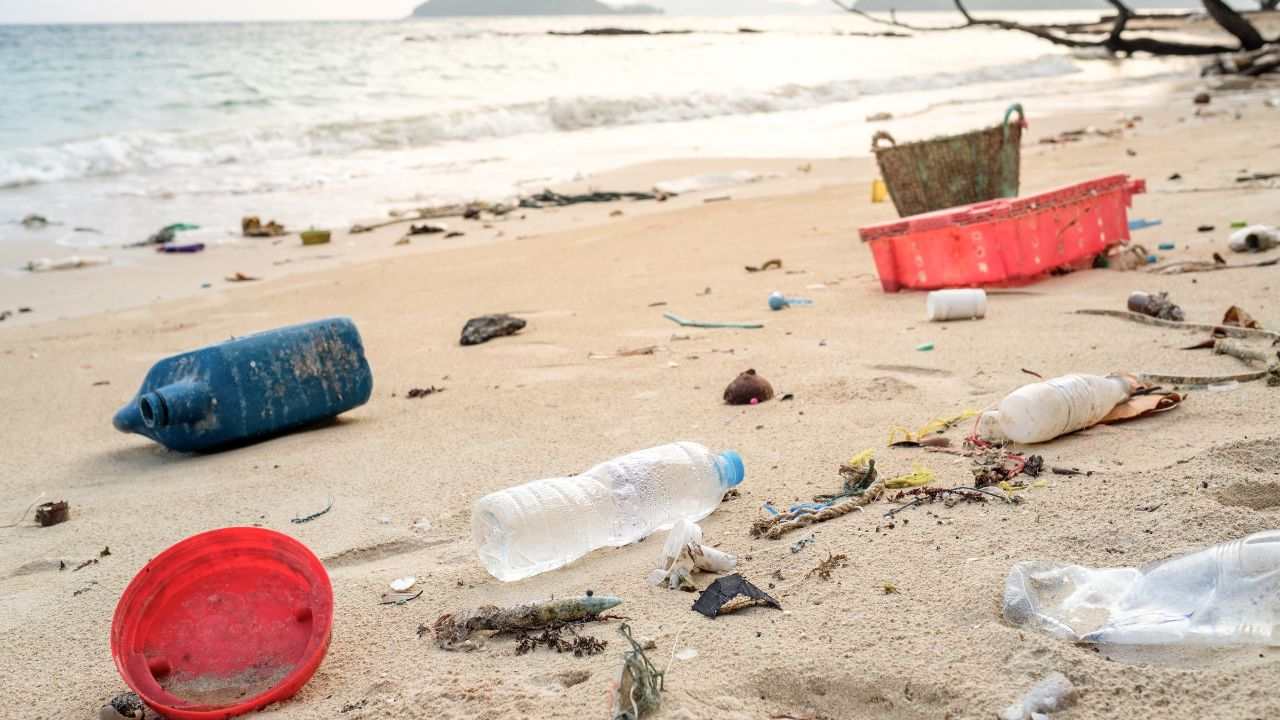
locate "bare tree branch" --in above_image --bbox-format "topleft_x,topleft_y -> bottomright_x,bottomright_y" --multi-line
1204,0 -> 1266,50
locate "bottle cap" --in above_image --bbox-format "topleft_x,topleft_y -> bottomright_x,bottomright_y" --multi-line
718,450 -> 745,487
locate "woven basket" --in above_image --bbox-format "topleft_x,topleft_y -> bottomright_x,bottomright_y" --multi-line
872,103 -> 1025,217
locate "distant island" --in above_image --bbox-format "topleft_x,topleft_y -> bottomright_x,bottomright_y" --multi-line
411,0 -> 663,16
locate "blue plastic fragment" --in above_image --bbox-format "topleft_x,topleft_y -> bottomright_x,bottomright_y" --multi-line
1128,218 -> 1162,231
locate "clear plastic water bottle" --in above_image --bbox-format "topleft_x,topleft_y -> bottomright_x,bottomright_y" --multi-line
1004,530 -> 1280,645
472,442 -> 745,582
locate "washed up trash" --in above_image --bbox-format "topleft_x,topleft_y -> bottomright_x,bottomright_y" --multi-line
870,178 -> 888,204
1223,305 -> 1262,330
767,291 -> 813,311
589,345 -> 659,360
460,313 -> 526,346
1157,242 -> 1176,251
155,242 -> 204,254
926,288 -> 986,321
1128,218 -> 1162,231
752,451 -> 884,539
433,595 -> 621,651
654,171 -> 762,196
648,518 -> 737,591
381,589 -> 423,606
129,223 -> 198,248
300,229 -> 331,246
35,500 -> 69,527
889,410 -> 978,446
241,216 -> 285,237
915,342 -> 935,352
225,271 -> 259,282
1004,530 -> 1280,646
474,443 -> 743,581
111,527 -> 332,719
519,189 -> 657,209
20,213 -> 51,228
1228,225 -> 1279,253
24,255 -> 110,272
113,317 -> 373,452
997,672 -> 1076,720
389,576 -> 416,592
1127,290 -> 1184,321
1099,243 -> 1149,272
977,374 -> 1139,445
723,369 -> 774,405
612,624 -> 663,720
859,175 -> 1144,292
663,312 -> 762,330
744,258 -> 782,272
408,223 -> 446,235
692,574 -> 781,618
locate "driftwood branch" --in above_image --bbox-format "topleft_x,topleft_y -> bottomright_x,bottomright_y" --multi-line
832,0 -> 1265,58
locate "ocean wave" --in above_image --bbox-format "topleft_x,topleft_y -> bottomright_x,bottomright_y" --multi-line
0,55 -> 1078,190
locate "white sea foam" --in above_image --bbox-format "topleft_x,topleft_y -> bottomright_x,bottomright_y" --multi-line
0,55 -> 1078,190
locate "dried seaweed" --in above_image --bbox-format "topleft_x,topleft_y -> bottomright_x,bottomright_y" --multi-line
434,595 -> 622,651
805,553 -> 848,581
515,625 -> 607,657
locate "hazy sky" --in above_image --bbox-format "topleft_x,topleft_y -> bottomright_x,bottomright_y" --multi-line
0,0 -> 424,24
0,0 -> 822,24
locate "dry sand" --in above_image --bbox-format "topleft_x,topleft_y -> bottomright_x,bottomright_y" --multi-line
3,83 -> 1280,720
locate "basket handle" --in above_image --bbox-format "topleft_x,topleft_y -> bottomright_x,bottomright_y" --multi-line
871,131 -> 896,150
1002,103 -> 1026,143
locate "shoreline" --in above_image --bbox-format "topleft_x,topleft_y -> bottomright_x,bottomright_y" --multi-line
0,75 -> 1223,329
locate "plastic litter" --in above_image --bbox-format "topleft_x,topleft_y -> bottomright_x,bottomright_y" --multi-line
977,374 -> 1136,444
926,289 -> 987,321
155,243 -> 205,254
35,500 -> 69,527
859,175 -> 1145,292
1228,225 -> 1279,253
460,313 -> 526,345
110,527 -> 332,720
24,255 -> 110,272
648,519 -> 737,590
1127,290 -> 1184,321
473,442 -> 744,581
1128,218 -> 1162,231
1003,530 -> 1280,646
613,623 -> 663,720
389,576 -> 416,592
692,574 -> 781,618
997,672 -> 1075,720
113,317 -> 373,452
663,312 -> 763,329
300,229 -> 331,246
767,291 -> 813,310
241,216 -> 285,237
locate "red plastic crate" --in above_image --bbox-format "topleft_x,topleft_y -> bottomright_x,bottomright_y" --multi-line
858,175 -> 1146,292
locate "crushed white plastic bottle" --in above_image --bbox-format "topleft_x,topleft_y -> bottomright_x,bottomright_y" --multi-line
978,374 -> 1135,445
472,442 -> 744,582
1003,530 -> 1280,646
998,672 -> 1075,720
1228,224 -> 1279,253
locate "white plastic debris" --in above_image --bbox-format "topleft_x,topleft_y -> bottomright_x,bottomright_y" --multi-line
648,518 -> 736,590
998,672 -> 1075,720
1004,530 -> 1280,646
24,255 -> 110,272
1228,225 -> 1279,253
390,576 -> 416,592
674,647 -> 699,661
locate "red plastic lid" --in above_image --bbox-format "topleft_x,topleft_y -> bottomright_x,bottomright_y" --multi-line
111,527 -> 333,720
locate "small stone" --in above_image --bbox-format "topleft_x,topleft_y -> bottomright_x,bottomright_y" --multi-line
460,314 -> 526,346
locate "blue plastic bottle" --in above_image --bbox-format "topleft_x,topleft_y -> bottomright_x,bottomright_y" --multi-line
113,317 -> 373,452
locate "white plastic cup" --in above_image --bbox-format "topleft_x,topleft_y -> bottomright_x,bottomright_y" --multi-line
926,289 -> 987,322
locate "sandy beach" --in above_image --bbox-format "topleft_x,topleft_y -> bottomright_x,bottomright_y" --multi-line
4,76 -> 1280,720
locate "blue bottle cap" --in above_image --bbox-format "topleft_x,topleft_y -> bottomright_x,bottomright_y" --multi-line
768,292 -> 787,311
718,450 -> 745,488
